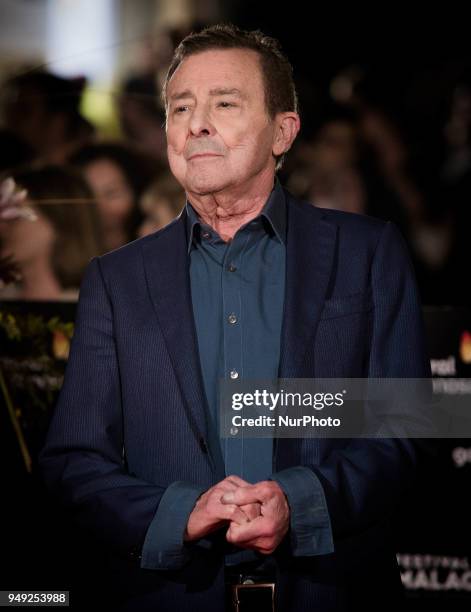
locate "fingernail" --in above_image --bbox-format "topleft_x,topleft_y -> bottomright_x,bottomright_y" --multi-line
221,492 -> 234,503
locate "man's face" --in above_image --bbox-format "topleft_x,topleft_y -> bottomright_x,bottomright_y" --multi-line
165,48 -> 281,196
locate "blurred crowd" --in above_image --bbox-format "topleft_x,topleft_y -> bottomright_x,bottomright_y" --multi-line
0,26 -> 470,305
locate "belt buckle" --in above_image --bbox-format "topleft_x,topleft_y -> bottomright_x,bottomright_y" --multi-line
232,578 -> 275,612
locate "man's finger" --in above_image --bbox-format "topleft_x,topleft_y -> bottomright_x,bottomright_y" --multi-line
240,502 -> 261,521
218,503 -> 250,526
214,475 -> 250,495
221,486 -> 264,506
226,516 -> 269,543
225,474 -> 251,488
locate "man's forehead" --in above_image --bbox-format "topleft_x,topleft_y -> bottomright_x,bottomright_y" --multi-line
169,87 -> 247,102
167,48 -> 263,96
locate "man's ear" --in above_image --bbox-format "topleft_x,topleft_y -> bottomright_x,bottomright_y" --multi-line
272,112 -> 301,157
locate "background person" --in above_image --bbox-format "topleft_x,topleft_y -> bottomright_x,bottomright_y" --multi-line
0,166 -> 104,300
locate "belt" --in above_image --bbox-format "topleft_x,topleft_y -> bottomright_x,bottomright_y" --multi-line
225,567 -> 276,612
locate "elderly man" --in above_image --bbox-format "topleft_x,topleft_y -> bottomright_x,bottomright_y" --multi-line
39,24 -> 430,612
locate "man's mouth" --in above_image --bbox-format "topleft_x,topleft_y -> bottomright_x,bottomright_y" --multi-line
188,153 -> 222,160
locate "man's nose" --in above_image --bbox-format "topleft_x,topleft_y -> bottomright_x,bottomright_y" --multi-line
188,106 -> 214,137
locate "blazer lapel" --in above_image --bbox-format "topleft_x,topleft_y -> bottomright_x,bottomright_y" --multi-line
279,193 -> 338,378
142,212 -> 211,452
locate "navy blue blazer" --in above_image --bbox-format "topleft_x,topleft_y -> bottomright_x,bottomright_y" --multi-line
38,188 -> 430,611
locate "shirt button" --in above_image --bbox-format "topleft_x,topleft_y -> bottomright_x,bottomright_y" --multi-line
228,313 -> 237,325
230,369 -> 239,379
227,263 -> 237,272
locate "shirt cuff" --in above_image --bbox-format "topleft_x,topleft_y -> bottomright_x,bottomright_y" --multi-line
270,466 -> 334,556
140,481 -> 205,570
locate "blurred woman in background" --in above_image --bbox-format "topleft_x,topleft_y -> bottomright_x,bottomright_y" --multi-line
70,142 -> 162,252
1,71 -> 94,165
0,166 -> 104,300
137,171 -> 184,237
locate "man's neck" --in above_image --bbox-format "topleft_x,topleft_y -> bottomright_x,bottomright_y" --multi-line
186,170 -> 276,241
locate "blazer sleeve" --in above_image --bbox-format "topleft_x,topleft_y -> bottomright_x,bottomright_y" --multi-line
37,257 -> 168,561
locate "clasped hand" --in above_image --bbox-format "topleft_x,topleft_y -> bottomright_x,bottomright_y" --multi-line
185,475 -> 289,555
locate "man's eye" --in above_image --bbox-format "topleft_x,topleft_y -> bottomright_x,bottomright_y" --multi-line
174,106 -> 188,114
218,101 -> 235,108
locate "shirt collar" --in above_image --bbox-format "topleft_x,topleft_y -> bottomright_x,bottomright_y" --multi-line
185,177 -> 286,253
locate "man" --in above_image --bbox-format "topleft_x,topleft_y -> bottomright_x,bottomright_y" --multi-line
39,24 -> 430,611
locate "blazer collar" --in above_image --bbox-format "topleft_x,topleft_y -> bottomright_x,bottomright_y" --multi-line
184,177 -> 287,251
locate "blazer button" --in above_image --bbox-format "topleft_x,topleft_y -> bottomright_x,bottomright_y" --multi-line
199,438 -> 208,454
